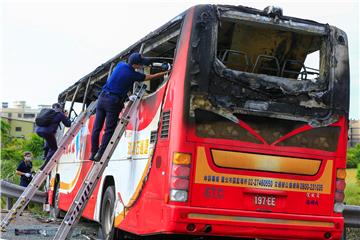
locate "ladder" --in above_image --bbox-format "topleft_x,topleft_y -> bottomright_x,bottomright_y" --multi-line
53,83 -> 147,240
0,101 -> 97,232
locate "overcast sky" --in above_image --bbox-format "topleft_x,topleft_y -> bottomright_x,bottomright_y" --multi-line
1,0 -> 359,118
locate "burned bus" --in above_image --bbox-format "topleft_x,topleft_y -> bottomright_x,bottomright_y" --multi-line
48,4 -> 349,240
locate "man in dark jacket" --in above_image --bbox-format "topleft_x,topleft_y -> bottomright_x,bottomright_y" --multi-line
36,103 -> 71,169
90,52 -> 168,161
16,151 -> 34,187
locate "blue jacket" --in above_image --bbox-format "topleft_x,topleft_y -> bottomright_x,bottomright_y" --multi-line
35,111 -> 71,134
102,62 -> 146,97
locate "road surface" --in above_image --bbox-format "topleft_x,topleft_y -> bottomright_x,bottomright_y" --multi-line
0,211 -> 98,240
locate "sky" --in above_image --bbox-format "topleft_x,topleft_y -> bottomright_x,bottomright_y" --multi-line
1,0 -> 359,118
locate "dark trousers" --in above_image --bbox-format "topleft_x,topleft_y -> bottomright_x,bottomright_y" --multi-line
20,179 -> 31,187
91,92 -> 124,155
43,141 -> 49,160
36,131 -> 58,169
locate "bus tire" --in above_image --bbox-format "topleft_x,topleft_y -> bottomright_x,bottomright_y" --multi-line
51,180 -> 63,219
100,185 -> 116,240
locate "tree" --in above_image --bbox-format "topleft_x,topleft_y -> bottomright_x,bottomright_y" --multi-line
347,144 -> 360,168
24,134 -> 45,159
1,120 -> 44,182
1,119 -> 11,147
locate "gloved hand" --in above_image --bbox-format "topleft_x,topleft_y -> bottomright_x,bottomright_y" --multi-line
129,95 -> 137,101
161,63 -> 171,71
24,173 -> 31,178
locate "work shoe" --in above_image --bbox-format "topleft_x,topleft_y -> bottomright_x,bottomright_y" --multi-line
93,151 -> 103,162
89,152 -> 97,161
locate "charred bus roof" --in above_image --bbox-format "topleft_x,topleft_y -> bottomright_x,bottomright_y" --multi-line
186,5 -> 348,127
57,9 -> 185,105
58,4 -> 348,126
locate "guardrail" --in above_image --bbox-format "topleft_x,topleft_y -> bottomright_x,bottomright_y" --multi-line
0,180 -> 47,210
344,205 -> 360,228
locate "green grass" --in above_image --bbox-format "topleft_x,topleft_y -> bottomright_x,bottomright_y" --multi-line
1,158 -> 48,215
345,169 -> 360,205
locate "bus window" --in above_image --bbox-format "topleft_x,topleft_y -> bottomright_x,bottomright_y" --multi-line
141,25 -> 180,94
217,19 -> 324,82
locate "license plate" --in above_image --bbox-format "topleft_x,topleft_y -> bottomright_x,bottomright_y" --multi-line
254,195 -> 276,207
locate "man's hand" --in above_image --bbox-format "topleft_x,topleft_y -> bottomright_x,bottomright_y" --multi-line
24,173 -> 31,178
64,110 -> 68,117
145,71 -> 170,81
129,95 -> 137,101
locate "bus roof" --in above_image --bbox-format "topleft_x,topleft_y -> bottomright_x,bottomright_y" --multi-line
58,4 -> 329,105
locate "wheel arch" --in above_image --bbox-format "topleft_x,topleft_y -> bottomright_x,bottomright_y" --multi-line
51,173 -> 60,205
94,175 -> 115,221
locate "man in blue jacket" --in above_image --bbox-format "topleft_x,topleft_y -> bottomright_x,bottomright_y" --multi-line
36,103 -> 71,169
90,52 -> 168,161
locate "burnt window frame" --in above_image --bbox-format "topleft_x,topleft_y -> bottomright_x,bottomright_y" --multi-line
214,12 -> 331,86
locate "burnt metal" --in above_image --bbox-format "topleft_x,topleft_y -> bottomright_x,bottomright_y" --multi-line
81,77 -> 92,111
185,5 -> 349,127
58,4 -> 349,127
57,11 -> 185,105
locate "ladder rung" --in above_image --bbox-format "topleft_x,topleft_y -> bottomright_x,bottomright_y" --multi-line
53,88 -> 146,239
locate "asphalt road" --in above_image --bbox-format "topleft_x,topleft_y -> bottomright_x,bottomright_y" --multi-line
0,211 -> 99,240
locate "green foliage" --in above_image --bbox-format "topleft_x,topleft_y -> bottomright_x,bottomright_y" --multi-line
1,138 -> 25,161
357,164 -> 360,181
1,122 -> 44,181
347,144 -> 360,168
24,134 -> 45,159
1,119 -> 11,147
345,168 -> 360,205
1,159 -> 20,183
0,120 -> 47,214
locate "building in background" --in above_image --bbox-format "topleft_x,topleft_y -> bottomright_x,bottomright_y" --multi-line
1,116 -> 35,139
1,101 -> 38,120
0,101 -> 51,139
349,119 -> 360,148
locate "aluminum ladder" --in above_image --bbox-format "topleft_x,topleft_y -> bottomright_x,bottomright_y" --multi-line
53,83 -> 147,240
0,101 -> 97,232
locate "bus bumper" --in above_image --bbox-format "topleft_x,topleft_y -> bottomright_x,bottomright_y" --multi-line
161,205 -> 343,240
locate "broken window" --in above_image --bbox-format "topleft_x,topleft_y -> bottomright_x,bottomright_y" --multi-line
217,19 -> 325,82
57,14 -> 183,108
141,26 -> 180,95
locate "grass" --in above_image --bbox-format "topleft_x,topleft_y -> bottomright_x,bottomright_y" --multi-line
345,168 -> 360,205
1,158 -> 48,216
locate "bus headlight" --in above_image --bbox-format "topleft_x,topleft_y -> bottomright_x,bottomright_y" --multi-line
170,189 -> 188,202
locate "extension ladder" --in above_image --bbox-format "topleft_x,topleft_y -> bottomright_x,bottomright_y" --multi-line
53,83 -> 147,240
0,101 -> 97,232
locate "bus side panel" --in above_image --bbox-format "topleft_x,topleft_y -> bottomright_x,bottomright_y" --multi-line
115,6 -> 194,235
53,116 -> 100,220
111,84 -> 168,228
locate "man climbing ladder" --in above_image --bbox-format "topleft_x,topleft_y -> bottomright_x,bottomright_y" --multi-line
90,52 -> 168,161
0,101 -> 97,232
54,83 -> 148,239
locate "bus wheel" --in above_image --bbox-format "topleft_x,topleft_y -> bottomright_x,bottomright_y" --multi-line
100,185 -> 115,240
51,180 -> 63,219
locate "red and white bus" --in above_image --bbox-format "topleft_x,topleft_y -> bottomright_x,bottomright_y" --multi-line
48,4 -> 350,240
